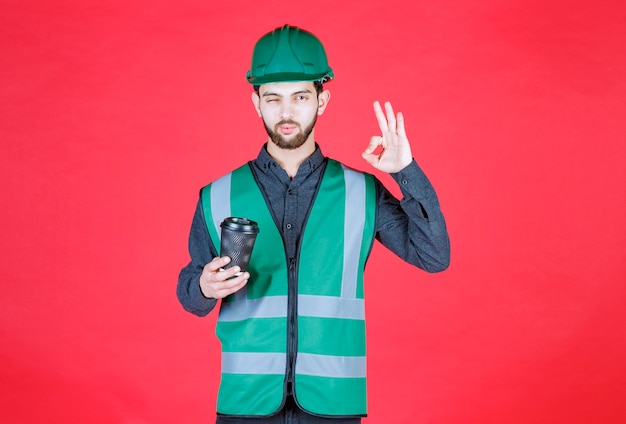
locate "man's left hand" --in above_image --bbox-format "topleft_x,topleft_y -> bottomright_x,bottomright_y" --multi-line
362,101 -> 413,173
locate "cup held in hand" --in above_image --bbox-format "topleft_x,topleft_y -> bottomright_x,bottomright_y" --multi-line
220,217 -> 259,273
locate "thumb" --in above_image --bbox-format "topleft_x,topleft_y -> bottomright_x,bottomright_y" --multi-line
361,150 -> 379,168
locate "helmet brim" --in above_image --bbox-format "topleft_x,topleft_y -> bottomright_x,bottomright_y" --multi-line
246,71 -> 334,85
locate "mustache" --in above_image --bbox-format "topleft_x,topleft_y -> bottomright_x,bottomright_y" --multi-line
276,119 -> 299,126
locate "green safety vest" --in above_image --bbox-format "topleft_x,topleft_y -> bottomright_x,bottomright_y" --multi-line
201,159 -> 377,417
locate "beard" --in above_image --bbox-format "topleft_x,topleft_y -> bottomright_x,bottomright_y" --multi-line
263,115 -> 317,150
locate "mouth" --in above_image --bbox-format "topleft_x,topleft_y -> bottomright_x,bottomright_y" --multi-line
278,124 -> 297,135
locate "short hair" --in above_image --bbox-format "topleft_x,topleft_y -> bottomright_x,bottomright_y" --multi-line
254,81 -> 324,96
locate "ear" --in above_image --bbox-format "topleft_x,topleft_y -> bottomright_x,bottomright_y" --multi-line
317,89 -> 331,116
251,91 -> 262,117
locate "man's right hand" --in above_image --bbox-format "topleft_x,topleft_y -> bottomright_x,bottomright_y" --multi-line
199,256 -> 250,299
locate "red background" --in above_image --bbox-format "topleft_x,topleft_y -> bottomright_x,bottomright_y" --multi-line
1,1 -> 625,423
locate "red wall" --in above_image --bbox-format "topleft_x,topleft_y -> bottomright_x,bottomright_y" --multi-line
1,1 -> 625,423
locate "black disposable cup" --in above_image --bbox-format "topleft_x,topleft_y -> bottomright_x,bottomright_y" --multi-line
220,217 -> 260,274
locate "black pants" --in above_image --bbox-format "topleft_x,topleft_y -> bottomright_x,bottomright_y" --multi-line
216,396 -> 361,424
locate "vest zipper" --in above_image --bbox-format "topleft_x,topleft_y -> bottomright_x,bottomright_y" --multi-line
286,256 -> 298,394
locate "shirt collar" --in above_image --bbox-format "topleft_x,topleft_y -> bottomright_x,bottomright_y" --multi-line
255,142 -> 326,175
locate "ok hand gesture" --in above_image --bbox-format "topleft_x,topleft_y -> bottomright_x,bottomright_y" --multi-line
362,101 -> 413,173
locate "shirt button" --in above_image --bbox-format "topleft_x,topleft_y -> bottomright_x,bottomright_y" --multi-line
286,223 -> 292,229
402,179 -> 408,185
287,189 -> 293,195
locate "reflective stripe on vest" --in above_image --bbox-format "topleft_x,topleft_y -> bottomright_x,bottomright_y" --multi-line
201,159 -> 376,417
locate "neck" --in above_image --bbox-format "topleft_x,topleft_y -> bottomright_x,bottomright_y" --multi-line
266,137 -> 316,178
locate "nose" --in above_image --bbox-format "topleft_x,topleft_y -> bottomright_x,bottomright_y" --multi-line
279,102 -> 294,120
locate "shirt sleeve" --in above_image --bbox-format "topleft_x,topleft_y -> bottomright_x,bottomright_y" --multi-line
374,159 -> 450,273
177,197 -> 219,316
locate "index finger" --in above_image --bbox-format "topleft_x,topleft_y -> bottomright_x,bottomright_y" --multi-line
373,101 -> 389,133
207,256 -> 231,272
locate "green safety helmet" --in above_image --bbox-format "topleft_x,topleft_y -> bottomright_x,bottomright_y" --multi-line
246,24 -> 334,85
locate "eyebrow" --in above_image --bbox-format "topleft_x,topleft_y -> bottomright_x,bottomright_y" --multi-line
261,89 -> 313,97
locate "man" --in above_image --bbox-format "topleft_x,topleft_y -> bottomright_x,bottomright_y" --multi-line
177,24 -> 450,423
